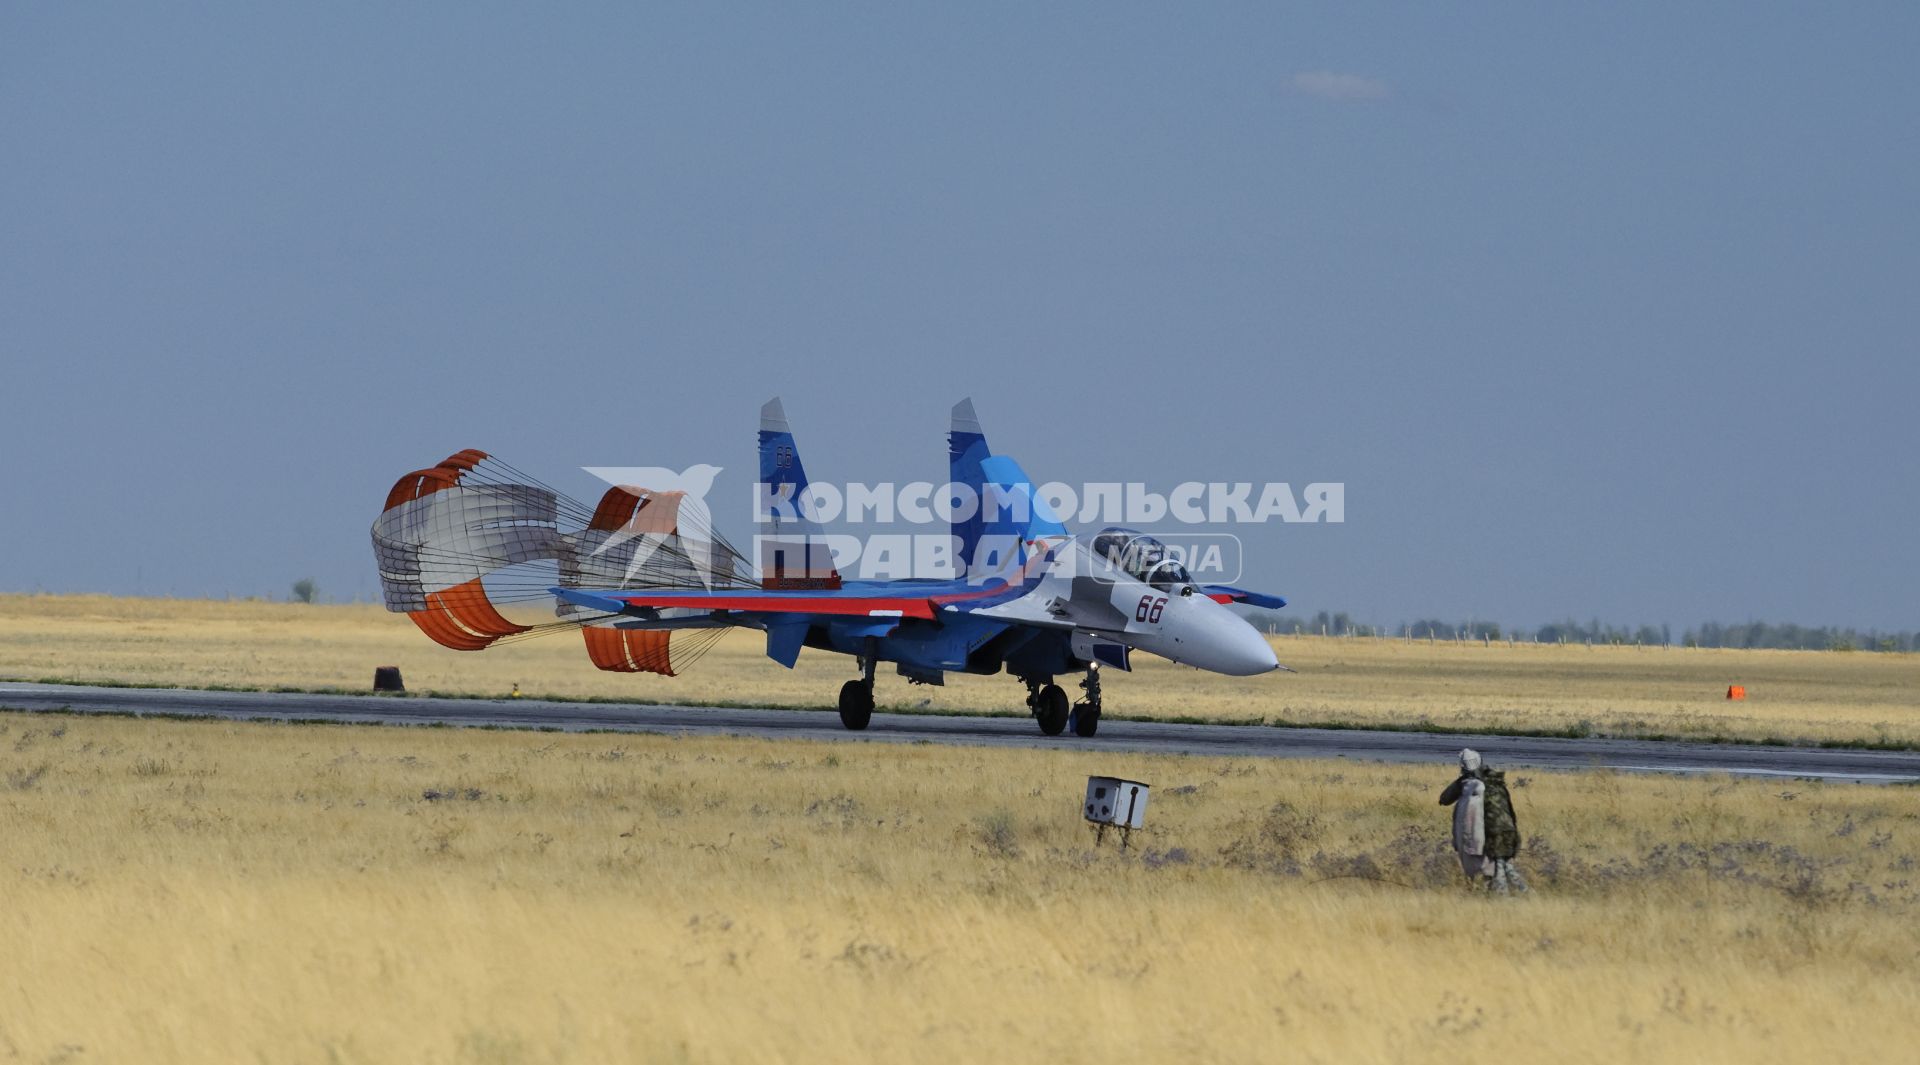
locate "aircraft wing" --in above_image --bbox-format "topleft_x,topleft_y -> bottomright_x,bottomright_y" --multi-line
554,586 -> 939,620
555,581 -> 1041,671
1199,585 -> 1288,610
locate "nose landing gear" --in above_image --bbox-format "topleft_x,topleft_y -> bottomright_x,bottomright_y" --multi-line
1069,666 -> 1102,737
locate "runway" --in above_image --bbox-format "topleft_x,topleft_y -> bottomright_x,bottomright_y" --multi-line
3,681 -> 1916,782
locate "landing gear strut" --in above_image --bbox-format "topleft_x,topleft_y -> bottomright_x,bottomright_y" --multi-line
1069,666 -> 1102,738
838,650 -> 876,731
1025,677 -> 1069,736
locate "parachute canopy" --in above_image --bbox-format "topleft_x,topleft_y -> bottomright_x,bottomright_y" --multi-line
371,450 -> 750,675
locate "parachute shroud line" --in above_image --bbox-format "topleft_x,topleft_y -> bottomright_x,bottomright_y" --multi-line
371,450 -> 744,674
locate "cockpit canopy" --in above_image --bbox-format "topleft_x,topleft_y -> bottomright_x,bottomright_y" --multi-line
1091,527 -> 1193,591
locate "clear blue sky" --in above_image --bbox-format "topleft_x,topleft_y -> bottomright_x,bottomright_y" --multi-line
2,4 -> 1915,630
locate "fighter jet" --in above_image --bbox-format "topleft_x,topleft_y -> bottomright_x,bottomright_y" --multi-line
372,399 -> 1288,738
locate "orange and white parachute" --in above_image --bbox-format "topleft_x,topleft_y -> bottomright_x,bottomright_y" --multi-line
371,450 -> 749,675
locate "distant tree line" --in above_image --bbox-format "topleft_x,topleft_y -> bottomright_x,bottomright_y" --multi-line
1238,609 -> 1918,652
1249,610 -> 1384,638
1679,621 -> 1917,653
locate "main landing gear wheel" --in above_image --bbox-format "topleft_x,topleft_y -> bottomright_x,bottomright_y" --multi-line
1035,684 -> 1069,736
838,679 -> 874,731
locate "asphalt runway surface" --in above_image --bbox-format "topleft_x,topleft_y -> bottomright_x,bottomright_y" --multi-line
3,681 -> 1916,782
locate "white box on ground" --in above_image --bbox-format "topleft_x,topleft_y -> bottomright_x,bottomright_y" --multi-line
1084,776 -> 1149,829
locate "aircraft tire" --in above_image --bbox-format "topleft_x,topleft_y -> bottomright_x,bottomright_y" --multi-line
1036,684 -> 1069,736
838,679 -> 874,731
1071,702 -> 1101,738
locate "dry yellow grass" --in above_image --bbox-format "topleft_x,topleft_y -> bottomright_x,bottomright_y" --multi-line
2,594 -> 1917,746
1,710 -> 1915,1063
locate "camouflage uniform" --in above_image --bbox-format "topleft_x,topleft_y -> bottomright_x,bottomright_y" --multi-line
1479,766 -> 1527,894
1439,749 -> 1528,893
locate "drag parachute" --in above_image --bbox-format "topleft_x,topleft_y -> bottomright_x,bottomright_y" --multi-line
371,450 -> 750,675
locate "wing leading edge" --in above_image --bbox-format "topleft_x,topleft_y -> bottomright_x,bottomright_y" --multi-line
1200,585 -> 1288,610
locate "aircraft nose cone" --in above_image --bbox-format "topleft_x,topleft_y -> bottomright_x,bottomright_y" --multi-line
1219,616 -> 1281,676
1182,599 -> 1281,676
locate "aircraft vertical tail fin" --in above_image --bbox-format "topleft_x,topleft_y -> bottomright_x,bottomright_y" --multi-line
948,398 -> 992,570
947,399 -> 1067,583
757,398 -> 841,590
978,455 -> 1068,541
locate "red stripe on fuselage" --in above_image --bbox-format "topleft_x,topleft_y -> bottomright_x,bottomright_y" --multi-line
927,539 -> 1063,608
613,594 -> 936,620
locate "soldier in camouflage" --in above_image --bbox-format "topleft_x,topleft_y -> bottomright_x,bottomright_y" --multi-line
1439,748 -> 1528,894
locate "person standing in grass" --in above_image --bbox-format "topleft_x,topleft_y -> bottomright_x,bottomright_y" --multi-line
1439,748 -> 1528,893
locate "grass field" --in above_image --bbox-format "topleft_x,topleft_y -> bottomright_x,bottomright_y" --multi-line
2,595 -> 1916,747
1,709 -> 1915,1063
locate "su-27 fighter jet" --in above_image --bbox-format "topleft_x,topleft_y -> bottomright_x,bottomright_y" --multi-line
370,398 -> 1288,738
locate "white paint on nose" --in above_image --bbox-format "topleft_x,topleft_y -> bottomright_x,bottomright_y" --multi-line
1165,595 -> 1281,676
